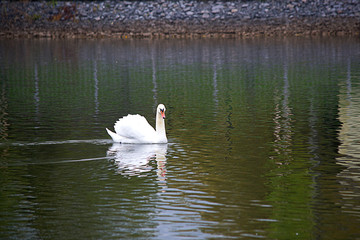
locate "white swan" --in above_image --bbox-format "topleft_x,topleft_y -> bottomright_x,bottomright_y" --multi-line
106,104 -> 167,143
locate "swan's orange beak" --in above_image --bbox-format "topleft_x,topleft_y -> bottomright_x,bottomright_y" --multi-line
161,111 -> 166,119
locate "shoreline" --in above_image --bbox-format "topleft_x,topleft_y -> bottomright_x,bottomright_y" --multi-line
1,1 -> 359,39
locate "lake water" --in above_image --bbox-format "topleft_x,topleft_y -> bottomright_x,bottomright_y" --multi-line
0,37 -> 360,239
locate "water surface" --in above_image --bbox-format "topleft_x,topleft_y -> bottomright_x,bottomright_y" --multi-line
1,37 -> 360,239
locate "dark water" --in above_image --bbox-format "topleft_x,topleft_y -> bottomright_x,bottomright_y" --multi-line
0,38 -> 360,239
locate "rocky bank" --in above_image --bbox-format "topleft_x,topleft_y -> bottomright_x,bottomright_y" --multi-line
1,0 -> 359,38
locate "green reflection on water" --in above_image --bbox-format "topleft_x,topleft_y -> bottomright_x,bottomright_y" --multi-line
0,37 -> 360,239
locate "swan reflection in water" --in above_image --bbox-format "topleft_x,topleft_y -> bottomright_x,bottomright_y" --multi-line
107,143 -> 167,180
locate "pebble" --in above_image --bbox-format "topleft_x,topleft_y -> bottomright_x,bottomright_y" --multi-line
0,0 -> 359,38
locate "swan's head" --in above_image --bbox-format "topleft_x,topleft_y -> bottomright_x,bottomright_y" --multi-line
157,104 -> 166,119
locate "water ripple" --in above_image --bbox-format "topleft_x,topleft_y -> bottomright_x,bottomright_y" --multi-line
0,139 -> 112,147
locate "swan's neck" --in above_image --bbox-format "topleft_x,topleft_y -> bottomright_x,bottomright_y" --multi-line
156,113 -> 167,140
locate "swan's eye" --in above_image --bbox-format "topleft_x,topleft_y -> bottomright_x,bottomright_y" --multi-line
160,108 -> 164,112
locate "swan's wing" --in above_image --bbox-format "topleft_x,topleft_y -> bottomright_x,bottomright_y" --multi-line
114,114 -> 156,142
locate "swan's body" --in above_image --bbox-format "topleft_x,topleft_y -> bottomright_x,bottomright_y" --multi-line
106,104 -> 167,144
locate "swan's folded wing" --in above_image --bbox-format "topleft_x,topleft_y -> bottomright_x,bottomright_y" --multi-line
114,114 -> 156,141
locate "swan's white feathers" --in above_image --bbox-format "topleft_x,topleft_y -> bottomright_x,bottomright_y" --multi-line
114,114 -> 156,142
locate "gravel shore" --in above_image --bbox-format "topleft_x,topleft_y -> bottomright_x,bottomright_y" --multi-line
1,0 -> 359,38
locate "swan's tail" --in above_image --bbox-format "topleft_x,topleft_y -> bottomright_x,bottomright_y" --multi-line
106,128 -> 123,143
